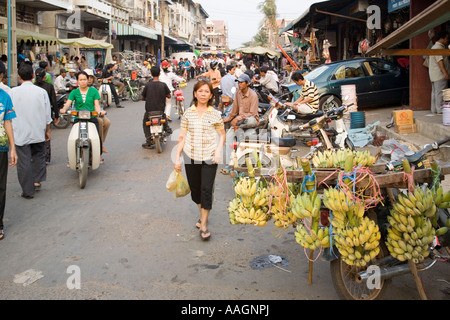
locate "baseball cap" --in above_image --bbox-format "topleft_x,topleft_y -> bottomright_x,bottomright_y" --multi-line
161,60 -> 171,68
84,69 -> 94,76
235,73 -> 251,83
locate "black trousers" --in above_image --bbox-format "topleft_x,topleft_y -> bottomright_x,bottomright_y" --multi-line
0,152 -> 8,229
15,142 -> 46,197
108,83 -> 120,105
183,154 -> 218,210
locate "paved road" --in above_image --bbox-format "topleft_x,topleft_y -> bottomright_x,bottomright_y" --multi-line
0,81 -> 448,301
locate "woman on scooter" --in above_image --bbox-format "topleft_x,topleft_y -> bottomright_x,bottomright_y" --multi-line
174,81 -> 226,241
60,71 -> 107,159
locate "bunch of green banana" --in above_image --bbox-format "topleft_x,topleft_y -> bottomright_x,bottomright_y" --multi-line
229,199 -> 270,227
393,187 -> 437,218
323,188 -> 359,216
295,224 -> 330,250
290,190 -> 321,220
333,217 -> 381,267
433,185 -> 450,209
386,211 -> 435,264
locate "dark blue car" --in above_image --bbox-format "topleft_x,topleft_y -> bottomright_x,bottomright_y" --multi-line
282,58 -> 409,111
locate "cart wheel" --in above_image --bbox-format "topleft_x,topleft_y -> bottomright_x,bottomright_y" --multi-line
330,241 -> 391,300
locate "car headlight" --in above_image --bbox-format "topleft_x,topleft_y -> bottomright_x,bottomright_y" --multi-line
78,110 -> 91,119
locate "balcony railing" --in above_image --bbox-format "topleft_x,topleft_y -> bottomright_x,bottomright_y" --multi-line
73,0 -> 129,23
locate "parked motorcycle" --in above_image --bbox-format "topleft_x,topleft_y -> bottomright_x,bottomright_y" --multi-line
122,77 -> 144,102
288,96 -> 355,151
99,79 -> 113,109
53,94 -> 72,129
66,110 -> 102,189
145,112 -> 170,154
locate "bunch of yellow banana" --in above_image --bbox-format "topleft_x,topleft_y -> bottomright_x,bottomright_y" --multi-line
271,198 -> 297,229
290,190 -> 321,220
295,223 -> 330,250
233,177 -> 259,208
333,217 -> 381,267
229,178 -> 271,227
433,185 -> 450,209
393,187 -> 437,218
386,211 -> 435,264
323,188 -> 359,215
311,149 -> 377,169
230,201 -> 270,227
353,150 -> 377,168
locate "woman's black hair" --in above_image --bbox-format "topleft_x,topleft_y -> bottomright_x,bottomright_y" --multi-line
34,68 -> 46,86
192,80 -> 214,107
76,71 -> 89,80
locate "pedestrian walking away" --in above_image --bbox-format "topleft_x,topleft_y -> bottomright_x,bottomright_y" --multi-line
159,60 -> 185,121
0,82 -> 17,240
9,63 -> 52,199
141,66 -> 172,149
174,80 -> 226,240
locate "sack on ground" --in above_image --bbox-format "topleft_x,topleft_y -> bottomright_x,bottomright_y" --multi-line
166,170 -> 178,192
175,173 -> 191,198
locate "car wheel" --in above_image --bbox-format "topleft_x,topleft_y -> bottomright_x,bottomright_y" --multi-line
320,95 -> 341,113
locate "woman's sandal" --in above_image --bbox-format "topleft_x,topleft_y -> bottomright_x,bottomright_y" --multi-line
195,219 -> 201,229
200,229 -> 211,241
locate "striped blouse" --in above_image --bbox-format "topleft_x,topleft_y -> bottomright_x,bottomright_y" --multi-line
301,80 -> 320,110
181,105 -> 224,162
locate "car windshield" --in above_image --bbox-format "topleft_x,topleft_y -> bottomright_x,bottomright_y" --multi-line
305,65 -> 330,80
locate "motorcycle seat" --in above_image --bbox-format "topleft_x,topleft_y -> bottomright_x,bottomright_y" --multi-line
294,110 -> 324,121
271,137 -> 296,148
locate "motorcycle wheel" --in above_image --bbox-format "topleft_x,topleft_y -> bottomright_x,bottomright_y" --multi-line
330,238 -> 391,300
78,147 -> 89,189
131,88 -> 142,102
54,115 -> 71,129
155,136 -> 163,154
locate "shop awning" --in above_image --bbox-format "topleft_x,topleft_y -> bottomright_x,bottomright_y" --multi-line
0,28 -> 58,44
367,0 -> 450,56
111,22 -> 158,41
57,37 -> 114,49
239,46 -> 281,58
279,0 -> 363,35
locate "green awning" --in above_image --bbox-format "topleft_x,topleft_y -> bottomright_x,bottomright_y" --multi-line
111,21 -> 158,41
0,28 -> 58,43
57,37 -> 114,49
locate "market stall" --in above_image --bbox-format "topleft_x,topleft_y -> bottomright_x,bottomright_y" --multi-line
57,37 -> 114,72
226,145 -> 450,300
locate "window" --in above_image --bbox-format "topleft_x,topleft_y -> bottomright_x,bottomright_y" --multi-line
331,62 -> 366,80
368,61 -> 398,75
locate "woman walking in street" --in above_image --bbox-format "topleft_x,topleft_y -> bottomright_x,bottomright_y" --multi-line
174,81 -> 226,240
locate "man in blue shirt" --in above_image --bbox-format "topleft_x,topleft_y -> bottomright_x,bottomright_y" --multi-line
0,60 -> 17,240
220,65 -> 238,116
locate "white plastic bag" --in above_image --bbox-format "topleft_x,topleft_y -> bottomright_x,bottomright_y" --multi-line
166,170 -> 178,192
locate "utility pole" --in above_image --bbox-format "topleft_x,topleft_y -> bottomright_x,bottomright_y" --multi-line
160,0 -> 165,60
8,0 -> 17,87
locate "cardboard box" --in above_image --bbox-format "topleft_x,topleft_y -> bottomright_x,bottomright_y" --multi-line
393,110 -> 414,126
395,123 -> 418,134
